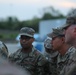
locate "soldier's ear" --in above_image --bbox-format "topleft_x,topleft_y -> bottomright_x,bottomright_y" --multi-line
61,37 -> 65,43
73,26 -> 76,36
74,26 -> 76,32
31,38 -> 34,42
72,26 -> 76,39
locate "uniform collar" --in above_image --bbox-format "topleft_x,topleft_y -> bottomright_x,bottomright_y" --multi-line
57,46 -> 76,63
19,47 -> 36,57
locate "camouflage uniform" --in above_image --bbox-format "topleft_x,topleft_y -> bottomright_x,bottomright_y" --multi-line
0,41 -> 29,75
44,37 -> 58,75
44,37 -> 58,58
57,46 -> 76,75
9,47 -> 49,75
64,51 -> 76,75
9,27 -> 50,75
0,41 -> 8,59
48,28 -> 76,75
60,9 -> 76,75
48,55 -> 58,75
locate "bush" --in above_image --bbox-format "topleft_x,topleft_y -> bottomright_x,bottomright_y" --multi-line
0,35 -> 3,39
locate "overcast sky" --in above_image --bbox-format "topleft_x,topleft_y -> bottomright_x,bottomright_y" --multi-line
0,0 -> 76,21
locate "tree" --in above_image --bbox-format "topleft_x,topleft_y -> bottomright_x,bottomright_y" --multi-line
41,6 -> 65,20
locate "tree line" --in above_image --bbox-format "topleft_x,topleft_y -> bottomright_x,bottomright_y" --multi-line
0,7 -> 66,32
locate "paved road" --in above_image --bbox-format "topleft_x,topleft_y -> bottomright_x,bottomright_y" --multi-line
5,43 -> 19,55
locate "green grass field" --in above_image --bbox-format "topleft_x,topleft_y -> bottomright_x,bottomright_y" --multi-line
0,30 -> 19,43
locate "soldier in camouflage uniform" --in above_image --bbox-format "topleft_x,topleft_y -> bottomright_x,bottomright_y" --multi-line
0,41 -> 29,75
60,9 -> 76,75
48,28 -> 75,75
44,37 -> 52,61
0,41 -> 8,59
9,27 -> 50,75
44,37 -> 58,75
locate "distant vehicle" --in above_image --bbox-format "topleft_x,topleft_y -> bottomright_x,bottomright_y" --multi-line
16,33 -> 45,54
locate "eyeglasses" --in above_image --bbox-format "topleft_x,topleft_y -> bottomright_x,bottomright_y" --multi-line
20,35 -> 32,40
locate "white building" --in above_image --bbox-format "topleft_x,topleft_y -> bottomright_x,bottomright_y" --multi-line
39,18 -> 66,38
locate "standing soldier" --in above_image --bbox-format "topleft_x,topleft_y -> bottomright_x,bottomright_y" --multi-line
44,37 -> 58,75
60,9 -> 76,75
48,28 -> 74,75
9,27 -> 49,75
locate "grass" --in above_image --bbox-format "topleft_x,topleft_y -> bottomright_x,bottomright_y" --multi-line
0,30 -> 19,43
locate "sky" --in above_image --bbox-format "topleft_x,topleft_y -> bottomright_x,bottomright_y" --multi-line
0,0 -> 76,21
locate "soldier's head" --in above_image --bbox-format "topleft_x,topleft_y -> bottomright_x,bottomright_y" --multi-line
47,28 -> 65,51
62,9 -> 76,46
19,27 -> 35,49
0,41 -> 8,59
44,37 -> 52,53
44,37 -> 58,57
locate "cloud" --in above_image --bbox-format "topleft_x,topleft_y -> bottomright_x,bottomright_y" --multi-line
0,0 -> 41,4
0,0 -> 76,8
0,0 -> 76,20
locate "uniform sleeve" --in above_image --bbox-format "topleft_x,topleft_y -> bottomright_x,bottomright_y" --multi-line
60,51 -> 76,75
36,54 -> 51,75
9,51 -> 19,63
65,63 -> 76,75
9,49 -> 21,62
9,53 -> 15,62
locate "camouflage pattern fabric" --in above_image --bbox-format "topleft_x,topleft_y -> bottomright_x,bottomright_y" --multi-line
0,41 -> 8,59
9,47 -> 50,75
49,55 -> 58,75
59,46 -> 76,75
47,27 -> 64,38
44,37 -> 58,75
44,52 -> 58,75
44,37 -> 52,49
62,9 -> 76,29
20,27 -> 35,38
64,51 -> 76,75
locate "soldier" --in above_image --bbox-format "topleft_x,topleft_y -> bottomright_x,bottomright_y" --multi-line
9,27 -> 49,75
0,41 -> 29,75
62,9 -> 76,47
0,41 -> 8,59
60,9 -> 76,75
48,28 -> 74,75
44,37 -> 58,75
